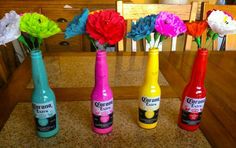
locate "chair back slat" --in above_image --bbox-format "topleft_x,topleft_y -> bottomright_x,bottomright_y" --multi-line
123,4 -> 193,20
171,37 -> 177,51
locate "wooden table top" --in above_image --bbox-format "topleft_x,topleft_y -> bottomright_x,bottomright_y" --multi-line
0,51 -> 235,147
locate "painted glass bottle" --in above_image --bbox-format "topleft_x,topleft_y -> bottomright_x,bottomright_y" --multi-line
31,49 -> 59,138
91,50 -> 113,134
178,48 -> 208,131
138,48 -> 161,129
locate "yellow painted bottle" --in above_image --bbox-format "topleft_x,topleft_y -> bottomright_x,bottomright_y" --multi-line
138,48 -> 161,129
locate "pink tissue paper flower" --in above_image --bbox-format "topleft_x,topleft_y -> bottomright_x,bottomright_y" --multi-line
155,12 -> 186,38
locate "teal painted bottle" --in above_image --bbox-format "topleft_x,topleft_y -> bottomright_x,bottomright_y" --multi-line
31,49 -> 59,138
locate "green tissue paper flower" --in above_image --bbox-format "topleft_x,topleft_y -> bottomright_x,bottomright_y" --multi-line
20,13 -> 61,39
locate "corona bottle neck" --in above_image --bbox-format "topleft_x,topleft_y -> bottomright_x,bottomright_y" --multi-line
95,50 -> 109,88
189,49 -> 208,86
31,49 -> 50,90
144,48 -> 159,86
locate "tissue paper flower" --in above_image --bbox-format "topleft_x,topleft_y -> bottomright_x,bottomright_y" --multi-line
207,10 -> 236,35
86,10 -> 126,45
185,21 -> 208,48
185,21 -> 208,37
20,13 -> 61,39
155,12 -> 186,38
207,9 -> 233,19
65,8 -> 89,39
0,11 -> 21,45
127,14 -> 157,41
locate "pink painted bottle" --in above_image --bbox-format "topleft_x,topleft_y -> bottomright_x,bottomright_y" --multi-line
91,50 -> 113,134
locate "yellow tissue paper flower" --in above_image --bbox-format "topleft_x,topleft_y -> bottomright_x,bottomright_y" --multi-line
20,13 -> 61,39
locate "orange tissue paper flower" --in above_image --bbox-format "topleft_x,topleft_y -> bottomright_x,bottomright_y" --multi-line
185,21 -> 208,37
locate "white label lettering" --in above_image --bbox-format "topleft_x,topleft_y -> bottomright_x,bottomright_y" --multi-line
139,96 -> 160,111
182,97 -> 206,113
32,101 -> 56,119
93,99 -> 113,116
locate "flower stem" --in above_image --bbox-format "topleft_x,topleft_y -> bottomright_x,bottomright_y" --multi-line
38,42 -> 41,50
153,32 -> 160,49
18,35 -> 32,53
205,33 -> 219,50
29,35 -> 36,49
145,34 -> 152,50
195,37 -> 201,49
154,35 -> 161,49
157,35 -> 164,48
37,38 -> 43,49
87,35 -> 98,50
91,39 -> 98,51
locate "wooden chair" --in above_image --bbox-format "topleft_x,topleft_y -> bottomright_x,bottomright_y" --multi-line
0,44 -> 19,85
202,3 -> 236,51
116,0 -> 198,52
0,51 -> 8,83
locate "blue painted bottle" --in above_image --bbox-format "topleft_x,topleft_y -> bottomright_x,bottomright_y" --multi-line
31,49 -> 59,138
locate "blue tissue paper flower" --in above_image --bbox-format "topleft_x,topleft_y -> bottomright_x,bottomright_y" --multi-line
127,14 -> 157,41
65,8 -> 89,39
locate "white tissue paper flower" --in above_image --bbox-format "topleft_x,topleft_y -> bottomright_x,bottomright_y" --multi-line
207,10 -> 236,36
0,11 -> 21,45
